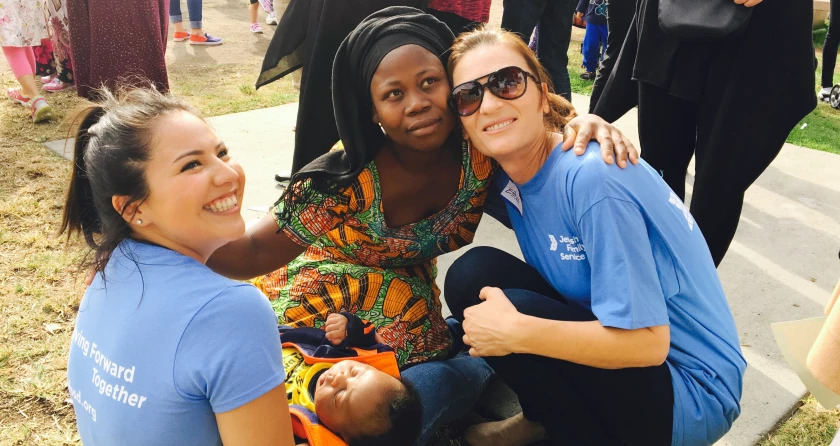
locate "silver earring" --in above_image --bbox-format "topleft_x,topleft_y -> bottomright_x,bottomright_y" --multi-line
136,219 -> 142,224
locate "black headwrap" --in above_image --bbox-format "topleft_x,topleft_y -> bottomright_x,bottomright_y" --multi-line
278,6 -> 455,222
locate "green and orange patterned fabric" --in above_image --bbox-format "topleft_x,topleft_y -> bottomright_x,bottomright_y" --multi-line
254,141 -> 495,367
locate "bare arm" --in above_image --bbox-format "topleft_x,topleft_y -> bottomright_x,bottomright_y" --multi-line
207,213 -> 305,280
216,385 -> 295,446
462,287 -> 670,369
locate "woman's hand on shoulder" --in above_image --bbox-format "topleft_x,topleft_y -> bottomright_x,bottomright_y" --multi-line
561,114 -> 639,168
462,287 -> 525,357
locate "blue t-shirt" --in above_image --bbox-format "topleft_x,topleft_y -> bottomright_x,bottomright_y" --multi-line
67,240 -> 286,445
496,143 -> 746,446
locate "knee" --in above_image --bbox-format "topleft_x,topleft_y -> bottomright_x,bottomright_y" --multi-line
444,246 -> 505,320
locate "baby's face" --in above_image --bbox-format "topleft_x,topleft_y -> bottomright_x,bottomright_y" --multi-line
314,360 -> 403,439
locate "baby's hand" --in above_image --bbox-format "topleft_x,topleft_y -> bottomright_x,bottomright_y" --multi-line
324,313 -> 349,346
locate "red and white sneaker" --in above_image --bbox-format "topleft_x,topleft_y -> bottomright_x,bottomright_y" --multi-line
30,96 -> 53,123
40,74 -> 55,84
6,88 -> 31,106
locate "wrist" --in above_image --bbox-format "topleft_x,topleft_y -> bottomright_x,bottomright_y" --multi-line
510,313 -> 535,355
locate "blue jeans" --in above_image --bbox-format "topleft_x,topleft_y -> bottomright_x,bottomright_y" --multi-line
582,23 -> 608,73
401,319 -> 493,445
502,0 -> 577,101
170,0 -> 202,29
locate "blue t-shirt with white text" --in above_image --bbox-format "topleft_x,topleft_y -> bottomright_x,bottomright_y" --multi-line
496,143 -> 746,446
67,240 -> 285,445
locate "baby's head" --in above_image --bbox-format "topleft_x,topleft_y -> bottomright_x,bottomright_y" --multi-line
314,360 -> 422,445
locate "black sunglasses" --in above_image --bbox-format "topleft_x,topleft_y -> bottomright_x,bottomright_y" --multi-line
450,66 -> 540,117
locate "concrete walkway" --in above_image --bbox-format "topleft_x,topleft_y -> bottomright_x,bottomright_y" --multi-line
46,95 -> 840,445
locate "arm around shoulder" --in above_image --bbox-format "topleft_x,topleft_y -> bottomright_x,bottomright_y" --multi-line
207,212 -> 305,280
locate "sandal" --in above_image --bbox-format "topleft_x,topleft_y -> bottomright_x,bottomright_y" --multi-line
30,96 -> 53,123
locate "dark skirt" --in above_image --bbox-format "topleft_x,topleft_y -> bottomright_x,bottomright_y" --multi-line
66,0 -> 169,98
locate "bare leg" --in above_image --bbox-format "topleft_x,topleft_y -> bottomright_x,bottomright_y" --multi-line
249,2 -> 258,23
17,74 -> 39,99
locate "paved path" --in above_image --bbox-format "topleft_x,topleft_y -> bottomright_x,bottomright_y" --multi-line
47,94 -> 840,445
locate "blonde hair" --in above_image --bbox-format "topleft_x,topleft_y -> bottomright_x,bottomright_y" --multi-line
447,25 -> 576,132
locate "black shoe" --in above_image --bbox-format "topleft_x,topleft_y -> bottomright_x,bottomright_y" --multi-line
274,172 -> 291,183
579,71 -> 596,81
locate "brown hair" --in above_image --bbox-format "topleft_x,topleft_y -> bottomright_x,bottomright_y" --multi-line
447,25 -> 576,132
59,87 -> 198,273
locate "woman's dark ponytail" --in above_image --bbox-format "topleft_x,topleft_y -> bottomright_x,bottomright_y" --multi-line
60,105 -> 106,250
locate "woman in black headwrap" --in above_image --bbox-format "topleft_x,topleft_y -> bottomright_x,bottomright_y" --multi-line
210,6 -> 635,443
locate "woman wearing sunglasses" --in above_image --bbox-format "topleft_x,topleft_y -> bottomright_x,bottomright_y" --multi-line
209,7 -> 637,443
444,27 -> 746,446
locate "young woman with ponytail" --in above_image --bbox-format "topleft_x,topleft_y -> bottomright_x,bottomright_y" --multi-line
60,88 -> 295,446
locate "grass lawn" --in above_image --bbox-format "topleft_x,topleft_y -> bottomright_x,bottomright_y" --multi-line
0,12 -> 837,446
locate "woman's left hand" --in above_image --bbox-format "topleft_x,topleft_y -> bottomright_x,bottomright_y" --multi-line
462,287 -> 521,357
562,113 -> 639,168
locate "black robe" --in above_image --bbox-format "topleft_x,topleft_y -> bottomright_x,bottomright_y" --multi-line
594,0 -> 816,141
256,0 -> 427,174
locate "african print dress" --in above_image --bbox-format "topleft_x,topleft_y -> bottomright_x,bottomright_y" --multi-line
255,142 -> 495,367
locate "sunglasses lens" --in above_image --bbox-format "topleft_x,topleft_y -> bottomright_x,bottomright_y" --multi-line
489,67 -> 527,99
452,83 -> 483,116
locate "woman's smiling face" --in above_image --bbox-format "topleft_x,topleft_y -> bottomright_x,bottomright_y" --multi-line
369,44 -> 456,153
130,111 -> 246,261
451,43 -> 549,161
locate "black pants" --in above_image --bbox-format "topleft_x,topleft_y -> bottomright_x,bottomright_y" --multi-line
444,247 -> 674,446
823,0 -> 839,88
637,81 -> 793,266
589,0 -> 636,112
501,0 -> 576,101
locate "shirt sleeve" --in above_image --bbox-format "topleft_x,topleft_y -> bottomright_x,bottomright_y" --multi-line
173,284 -> 286,413
274,178 -> 352,247
576,197 -> 670,330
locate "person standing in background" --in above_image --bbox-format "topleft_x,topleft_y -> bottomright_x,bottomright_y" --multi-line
819,0 -> 838,101
248,0 -> 264,34
37,0 -> 75,92
67,0 -> 170,98
575,0 -> 608,81
593,0 -> 816,266
2,0 -> 54,122
427,0 -> 491,36
501,0 -> 577,101
169,0 -> 222,45
589,0 -> 634,112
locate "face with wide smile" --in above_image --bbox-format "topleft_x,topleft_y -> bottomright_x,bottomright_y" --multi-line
313,360 -> 403,440
129,111 -> 246,262
369,44 -> 456,153
451,43 -> 550,162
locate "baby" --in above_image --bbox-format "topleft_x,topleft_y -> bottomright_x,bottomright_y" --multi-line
280,313 -> 422,446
